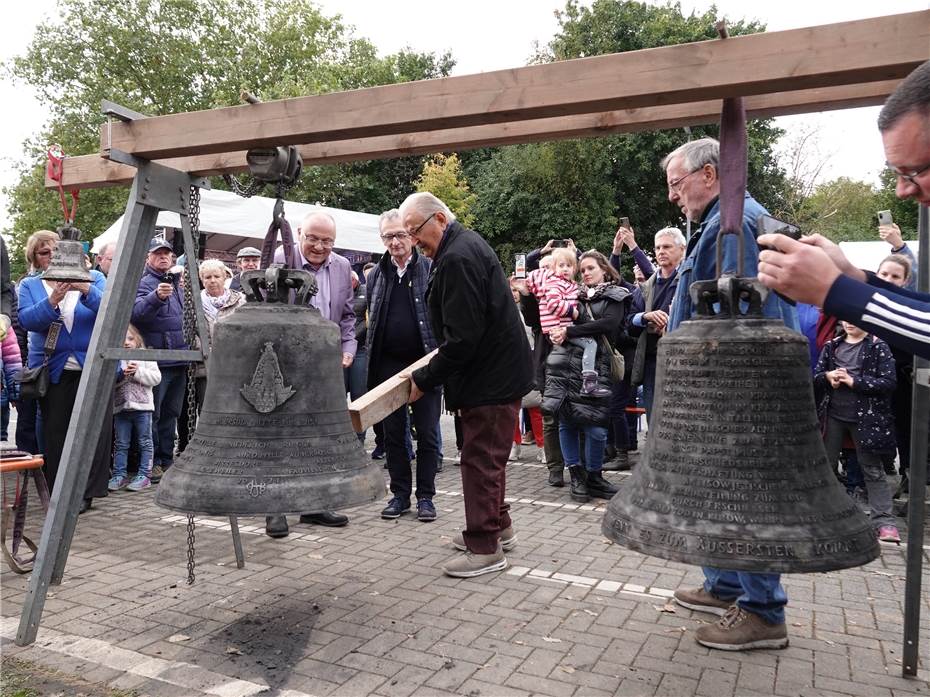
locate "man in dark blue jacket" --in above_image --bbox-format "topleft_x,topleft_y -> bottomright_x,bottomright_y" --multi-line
132,238 -> 190,480
367,209 -> 441,523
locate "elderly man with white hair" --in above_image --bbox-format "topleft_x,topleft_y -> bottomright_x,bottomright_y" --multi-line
627,226 -> 686,422
267,210 -> 357,537
400,192 -> 533,578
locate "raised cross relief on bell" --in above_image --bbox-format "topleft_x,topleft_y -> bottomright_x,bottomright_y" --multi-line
240,342 -> 296,413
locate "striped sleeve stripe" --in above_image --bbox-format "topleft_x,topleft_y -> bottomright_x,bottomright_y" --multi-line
870,291 -> 930,321
861,313 -> 930,345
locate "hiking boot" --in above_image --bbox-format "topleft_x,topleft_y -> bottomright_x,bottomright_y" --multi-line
568,466 -> 588,502
878,525 -> 901,544
695,605 -> 788,651
602,450 -> 630,472
150,465 -> 165,483
548,469 -> 564,487
108,475 -> 129,491
442,543 -> 507,578
673,586 -> 734,616
452,526 -> 516,552
381,497 -> 410,519
580,371 -> 612,397
126,474 -> 151,492
586,470 -> 619,499
508,444 -> 522,461
265,515 -> 289,538
416,499 -> 437,522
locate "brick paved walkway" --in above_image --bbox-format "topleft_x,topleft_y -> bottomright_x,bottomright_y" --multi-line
2,416 -> 929,696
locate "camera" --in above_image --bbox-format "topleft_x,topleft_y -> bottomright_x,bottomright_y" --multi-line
162,272 -> 175,284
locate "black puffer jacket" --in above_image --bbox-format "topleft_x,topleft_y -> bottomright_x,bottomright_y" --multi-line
542,284 -> 629,426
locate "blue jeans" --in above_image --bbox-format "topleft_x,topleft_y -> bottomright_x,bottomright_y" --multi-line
152,365 -> 187,467
113,411 -> 154,479
558,420 -> 607,473
703,567 -> 787,625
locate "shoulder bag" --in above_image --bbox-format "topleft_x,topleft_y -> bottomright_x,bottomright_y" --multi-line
18,321 -> 61,400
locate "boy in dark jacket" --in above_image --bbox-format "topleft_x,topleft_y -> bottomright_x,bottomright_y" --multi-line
814,321 -> 899,543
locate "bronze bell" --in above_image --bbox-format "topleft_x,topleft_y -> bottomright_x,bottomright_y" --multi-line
602,275 -> 880,573
43,226 -> 92,283
155,267 -> 386,516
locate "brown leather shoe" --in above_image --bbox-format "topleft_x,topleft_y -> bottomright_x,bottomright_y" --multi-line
695,605 -> 788,651
673,586 -> 733,616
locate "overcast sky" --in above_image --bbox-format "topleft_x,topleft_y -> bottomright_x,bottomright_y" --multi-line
2,0 -> 928,228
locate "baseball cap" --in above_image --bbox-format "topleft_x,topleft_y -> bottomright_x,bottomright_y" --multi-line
237,246 -> 262,259
149,238 -> 172,253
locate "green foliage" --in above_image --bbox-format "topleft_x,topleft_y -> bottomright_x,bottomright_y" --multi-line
874,169 -> 920,238
415,154 -> 477,227
469,0 -> 788,274
3,0 -> 453,275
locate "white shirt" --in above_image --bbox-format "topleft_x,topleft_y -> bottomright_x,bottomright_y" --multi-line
42,280 -> 81,370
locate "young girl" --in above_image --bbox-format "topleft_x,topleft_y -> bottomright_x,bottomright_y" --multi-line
526,248 -> 610,396
110,325 -> 161,491
814,321 -> 899,543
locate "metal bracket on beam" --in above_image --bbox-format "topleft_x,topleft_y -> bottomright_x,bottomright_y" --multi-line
102,348 -> 204,362
102,100 -> 148,122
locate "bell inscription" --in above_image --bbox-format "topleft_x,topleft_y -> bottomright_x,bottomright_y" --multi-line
602,315 -> 880,573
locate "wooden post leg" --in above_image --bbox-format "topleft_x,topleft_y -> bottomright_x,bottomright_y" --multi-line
229,516 -> 245,569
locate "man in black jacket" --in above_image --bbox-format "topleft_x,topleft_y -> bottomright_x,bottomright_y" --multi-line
401,192 -> 534,578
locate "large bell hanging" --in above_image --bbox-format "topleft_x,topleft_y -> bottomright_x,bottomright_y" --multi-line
602,276 -> 880,573
155,268 -> 385,516
43,225 -> 92,283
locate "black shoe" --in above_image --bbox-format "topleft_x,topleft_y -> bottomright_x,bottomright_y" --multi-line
436,459 -> 444,473
587,470 -> 619,499
371,447 -> 385,460
381,497 -> 410,519
603,444 -> 617,463
79,498 -> 93,514
300,511 -> 349,527
602,451 -> 630,472
568,466 -> 589,502
548,469 -> 564,487
265,515 -> 289,538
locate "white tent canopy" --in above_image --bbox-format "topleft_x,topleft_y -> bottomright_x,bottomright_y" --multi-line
93,188 -> 384,255
838,240 -> 921,273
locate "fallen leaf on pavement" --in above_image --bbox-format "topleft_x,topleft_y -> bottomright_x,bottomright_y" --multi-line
167,634 -> 190,643
226,646 -> 242,655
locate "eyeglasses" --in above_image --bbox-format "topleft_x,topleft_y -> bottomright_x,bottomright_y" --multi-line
380,231 -> 411,242
303,235 -> 335,249
35,250 -> 53,257
407,212 -> 436,237
668,168 -> 701,192
886,160 -> 930,187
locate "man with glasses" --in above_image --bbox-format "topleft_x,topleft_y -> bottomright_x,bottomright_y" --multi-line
661,138 -> 798,651
400,192 -> 534,578
94,242 -> 115,277
366,209 -> 441,523
267,210 -> 357,537
759,59 -> 930,361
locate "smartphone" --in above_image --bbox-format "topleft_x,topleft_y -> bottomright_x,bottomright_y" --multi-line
514,254 -> 526,279
550,240 -> 567,248
757,214 -> 801,241
877,210 -> 893,226
619,217 -> 630,228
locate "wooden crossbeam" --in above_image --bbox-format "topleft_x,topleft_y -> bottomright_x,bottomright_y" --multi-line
56,81 -> 896,190
98,12 -> 929,161
348,350 -> 437,433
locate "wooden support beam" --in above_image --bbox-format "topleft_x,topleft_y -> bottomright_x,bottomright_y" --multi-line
57,80 -> 896,190
348,350 -> 437,433
98,12 -> 929,160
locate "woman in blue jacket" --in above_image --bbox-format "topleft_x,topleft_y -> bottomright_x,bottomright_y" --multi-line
19,264 -> 111,513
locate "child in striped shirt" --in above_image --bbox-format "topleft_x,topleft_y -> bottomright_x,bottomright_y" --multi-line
526,248 -> 609,396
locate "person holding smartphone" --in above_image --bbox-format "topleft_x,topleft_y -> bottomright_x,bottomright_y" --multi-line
876,212 -> 918,291
132,238 -> 190,482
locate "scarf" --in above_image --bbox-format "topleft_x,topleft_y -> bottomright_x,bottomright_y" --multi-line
201,288 -> 231,320
584,281 -> 616,301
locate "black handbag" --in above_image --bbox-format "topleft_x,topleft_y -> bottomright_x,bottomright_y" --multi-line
18,322 -> 61,400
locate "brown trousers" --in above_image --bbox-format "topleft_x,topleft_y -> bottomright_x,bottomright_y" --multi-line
459,400 -> 520,554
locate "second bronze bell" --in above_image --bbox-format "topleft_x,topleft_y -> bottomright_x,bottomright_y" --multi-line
156,269 -> 385,516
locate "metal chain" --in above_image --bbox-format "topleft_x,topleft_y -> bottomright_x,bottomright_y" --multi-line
222,173 -> 264,198
186,514 -> 196,585
183,185 -> 202,586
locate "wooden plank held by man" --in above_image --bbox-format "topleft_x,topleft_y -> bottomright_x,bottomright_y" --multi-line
348,350 -> 438,432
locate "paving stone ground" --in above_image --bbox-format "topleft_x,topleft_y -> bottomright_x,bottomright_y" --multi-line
2,415 -> 929,697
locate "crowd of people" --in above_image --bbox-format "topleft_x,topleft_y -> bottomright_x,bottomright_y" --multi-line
1,58 -> 928,654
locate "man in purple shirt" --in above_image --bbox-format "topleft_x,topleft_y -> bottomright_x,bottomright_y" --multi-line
266,211 -> 358,538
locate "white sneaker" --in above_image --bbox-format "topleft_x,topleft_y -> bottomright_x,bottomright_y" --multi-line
536,450 -> 546,465
509,444 -> 522,461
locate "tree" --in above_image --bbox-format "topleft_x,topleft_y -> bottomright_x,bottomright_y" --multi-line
415,154 -> 477,227
874,169 -> 920,241
800,177 -> 880,242
467,0 -> 789,273
3,0 -> 453,277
